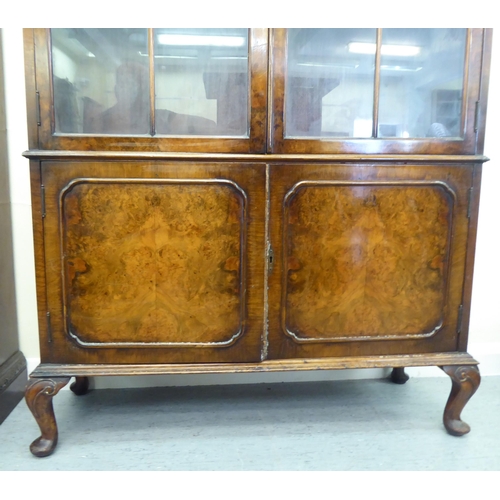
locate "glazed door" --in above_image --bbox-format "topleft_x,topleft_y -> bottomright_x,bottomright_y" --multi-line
40,161 -> 266,364
270,28 -> 488,155
267,163 -> 474,359
26,28 -> 268,153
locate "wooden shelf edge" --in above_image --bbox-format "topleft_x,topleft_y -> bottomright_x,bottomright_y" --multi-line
22,150 -> 490,164
30,352 -> 478,378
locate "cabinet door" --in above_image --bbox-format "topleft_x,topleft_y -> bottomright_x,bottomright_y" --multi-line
25,28 -> 268,153
270,28 -> 489,155
40,161 -> 265,364
267,163 -> 473,359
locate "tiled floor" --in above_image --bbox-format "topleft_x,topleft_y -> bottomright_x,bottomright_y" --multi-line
1,375 -> 499,471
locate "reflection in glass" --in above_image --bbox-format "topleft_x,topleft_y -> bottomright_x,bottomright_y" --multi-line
51,29 -> 150,135
153,28 -> 249,136
285,29 -> 376,138
51,28 -> 250,137
379,29 -> 467,138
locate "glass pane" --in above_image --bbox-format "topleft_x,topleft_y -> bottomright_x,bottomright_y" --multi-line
379,28 -> 467,138
154,28 -> 249,136
285,29 -> 376,138
51,28 -> 150,135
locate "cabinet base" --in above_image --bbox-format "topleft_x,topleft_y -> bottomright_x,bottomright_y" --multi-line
30,352 -> 477,378
25,352 -> 480,456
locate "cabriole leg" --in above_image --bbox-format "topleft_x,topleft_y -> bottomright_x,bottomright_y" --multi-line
390,367 -> 409,384
25,377 -> 70,457
70,376 -> 90,396
440,365 -> 480,436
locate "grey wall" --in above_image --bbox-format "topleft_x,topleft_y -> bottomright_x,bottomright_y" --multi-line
0,30 -> 20,365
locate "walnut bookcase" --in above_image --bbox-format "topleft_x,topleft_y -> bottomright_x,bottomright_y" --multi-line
23,28 -> 491,456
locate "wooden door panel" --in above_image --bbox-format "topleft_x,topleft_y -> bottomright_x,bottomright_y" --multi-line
284,182 -> 453,341
62,180 -> 245,347
42,161 -> 265,364
268,164 -> 473,359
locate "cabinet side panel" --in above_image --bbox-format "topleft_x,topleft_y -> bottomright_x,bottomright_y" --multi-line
23,29 -> 39,150
29,161 -> 51,360
458,164 -> 482,351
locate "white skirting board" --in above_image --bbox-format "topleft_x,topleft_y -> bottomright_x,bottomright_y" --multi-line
25,341 -> 500,390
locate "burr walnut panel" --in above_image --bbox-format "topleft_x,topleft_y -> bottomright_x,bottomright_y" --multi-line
282,181 -> 454,342
61,179 -> 246,347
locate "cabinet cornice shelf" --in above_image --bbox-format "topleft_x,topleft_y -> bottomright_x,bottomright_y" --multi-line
23,150 -> 490,164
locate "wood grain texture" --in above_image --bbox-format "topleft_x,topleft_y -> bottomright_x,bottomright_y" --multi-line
29,161 -> 52,361
249,28 -> 269,154
458,164 -> 482,351
41,161 -> 266,364
62,180 -> 245,346
283,182 -> 453,342
268,163 -> 473,360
